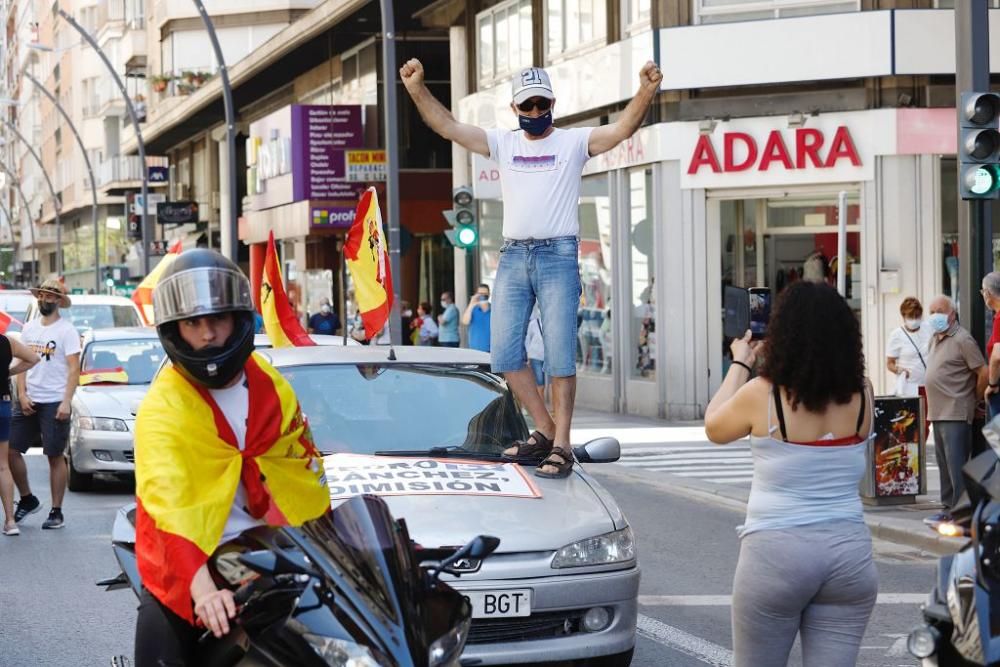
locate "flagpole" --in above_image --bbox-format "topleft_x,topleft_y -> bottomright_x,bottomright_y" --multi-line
341,238 -> 348,346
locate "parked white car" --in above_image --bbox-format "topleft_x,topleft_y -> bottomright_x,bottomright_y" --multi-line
24,294 -> 144,334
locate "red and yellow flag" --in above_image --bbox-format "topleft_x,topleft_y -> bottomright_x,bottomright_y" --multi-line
135,353 -> 330,623
132,239 -> 183,325
261,231 -> 314,348
344,187 -> 393,340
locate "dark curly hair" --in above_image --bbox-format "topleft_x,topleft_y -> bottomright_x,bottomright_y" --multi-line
758,281 -> 865,412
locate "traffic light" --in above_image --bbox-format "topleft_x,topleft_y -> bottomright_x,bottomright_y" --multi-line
443,186 -> 478,249
959,91 -> 1000,199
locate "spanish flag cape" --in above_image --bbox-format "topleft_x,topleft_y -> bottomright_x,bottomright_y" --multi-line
135,352 -> 330,623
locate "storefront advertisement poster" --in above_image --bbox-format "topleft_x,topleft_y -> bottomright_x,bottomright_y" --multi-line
872,396 -> 921,497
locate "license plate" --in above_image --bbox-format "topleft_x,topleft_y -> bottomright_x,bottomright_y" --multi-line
462,589 -> 532,618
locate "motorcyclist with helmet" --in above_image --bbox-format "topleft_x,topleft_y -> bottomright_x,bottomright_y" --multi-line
132,249 -> 330,666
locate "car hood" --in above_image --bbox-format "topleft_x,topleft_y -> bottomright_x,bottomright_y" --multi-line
326,459 -> 616,553
75,384 -> 150,419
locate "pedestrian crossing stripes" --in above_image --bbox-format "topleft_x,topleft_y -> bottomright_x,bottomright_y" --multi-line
617,443 -> 938,486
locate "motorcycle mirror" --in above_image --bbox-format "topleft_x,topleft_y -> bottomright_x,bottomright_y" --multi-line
573,437 -> 621,464
466,535 -> 501,560
239,549 -> 316,578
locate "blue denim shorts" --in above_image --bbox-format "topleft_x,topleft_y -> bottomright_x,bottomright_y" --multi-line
530,359 -> 545,386
491,237 -> 581,377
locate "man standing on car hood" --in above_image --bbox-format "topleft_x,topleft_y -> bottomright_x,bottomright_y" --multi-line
401,59 -> 662,479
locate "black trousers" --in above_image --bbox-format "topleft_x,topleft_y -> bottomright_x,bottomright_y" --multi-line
134,587 -> 201,667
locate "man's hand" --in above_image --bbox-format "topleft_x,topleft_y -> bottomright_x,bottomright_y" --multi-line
56,400 -> 71,421
19,395 -> 34,415
639,61 -> 663,91
194,589 -> 237,638
987,384 -> 998,399
400,58 -> 425,94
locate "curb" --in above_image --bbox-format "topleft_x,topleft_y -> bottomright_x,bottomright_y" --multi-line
588,464 -> 965,556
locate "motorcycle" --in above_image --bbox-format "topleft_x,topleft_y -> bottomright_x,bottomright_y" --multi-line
908,417 -> 1000,666
100,494 -> 499,667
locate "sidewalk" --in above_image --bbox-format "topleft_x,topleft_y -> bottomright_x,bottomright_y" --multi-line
570,408 -> 966,555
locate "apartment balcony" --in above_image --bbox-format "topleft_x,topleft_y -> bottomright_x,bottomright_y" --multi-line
122,23 -> 148,75
97,155 -> 170,195
152,0 -> 320,28
21,221 -> 59,250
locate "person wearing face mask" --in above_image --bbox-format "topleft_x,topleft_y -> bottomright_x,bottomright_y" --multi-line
437,291 -> 460,348
400,58 -> 662,479
924,295 -> 988,521
8,279 -> 80,530
307,298 -> 340,336
885,297 -> 931,397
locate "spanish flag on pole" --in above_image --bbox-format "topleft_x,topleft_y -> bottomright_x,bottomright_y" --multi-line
132,239 -> 183,325
345,187 -> 393,340
261,231 -> 314,347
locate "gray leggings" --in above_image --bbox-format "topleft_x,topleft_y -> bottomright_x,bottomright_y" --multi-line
732,522 -> 878,667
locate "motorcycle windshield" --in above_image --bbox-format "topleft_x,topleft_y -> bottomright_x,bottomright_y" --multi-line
286,495 -> 425,661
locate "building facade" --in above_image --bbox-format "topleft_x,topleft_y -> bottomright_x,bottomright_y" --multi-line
454,0 -> 976,419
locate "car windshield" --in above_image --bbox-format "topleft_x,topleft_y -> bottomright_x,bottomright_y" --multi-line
0,294 -> 32,332
82,339 -> 165,385
281,364 -> 528,455
65,305 -> 142,333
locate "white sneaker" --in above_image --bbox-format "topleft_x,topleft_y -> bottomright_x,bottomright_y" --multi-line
3,525 -> 20,536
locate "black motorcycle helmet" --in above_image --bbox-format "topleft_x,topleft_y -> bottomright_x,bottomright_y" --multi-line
152,248 -> 255,389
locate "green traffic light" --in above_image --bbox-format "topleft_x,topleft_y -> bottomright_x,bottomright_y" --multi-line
457,226 -> 478,247
968,164 -> 1000,195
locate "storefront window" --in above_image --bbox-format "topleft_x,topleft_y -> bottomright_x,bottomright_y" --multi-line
628,168 -> 655,379
478,199 -> 504,289
577,174 -> 612,375
696,0 -> 858,24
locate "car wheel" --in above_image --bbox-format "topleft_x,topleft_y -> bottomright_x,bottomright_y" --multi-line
67,445 -> 94,493
584,648 -> 634,667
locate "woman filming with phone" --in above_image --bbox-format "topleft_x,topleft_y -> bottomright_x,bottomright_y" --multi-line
705,281 -> 876,667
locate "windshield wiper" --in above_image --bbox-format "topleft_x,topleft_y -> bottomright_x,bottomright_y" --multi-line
373,445 -> 505,460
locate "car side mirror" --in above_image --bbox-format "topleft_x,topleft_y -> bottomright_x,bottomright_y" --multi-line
573,437 -> 621,464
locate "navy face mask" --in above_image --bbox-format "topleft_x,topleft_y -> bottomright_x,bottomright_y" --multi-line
519,110 -> 553,136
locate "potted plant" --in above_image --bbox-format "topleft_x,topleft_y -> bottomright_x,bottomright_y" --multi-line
150,74 -> 172,93
180,70 -> 197,84
176,81 -> 195,96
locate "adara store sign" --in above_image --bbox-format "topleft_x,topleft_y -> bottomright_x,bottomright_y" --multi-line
681,122 -> 872,189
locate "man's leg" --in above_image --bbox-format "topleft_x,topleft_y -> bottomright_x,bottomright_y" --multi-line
8,448 -> 29,496
491,242 -> 556,451
48,455 -> 67,509
932,422 -> 955,510
550,375 -> 576,448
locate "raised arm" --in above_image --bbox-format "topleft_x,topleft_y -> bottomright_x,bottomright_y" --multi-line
400,58 -> 490,158
588,61 -> 662,157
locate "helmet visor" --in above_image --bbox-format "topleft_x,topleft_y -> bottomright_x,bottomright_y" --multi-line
153,266 -> 254,325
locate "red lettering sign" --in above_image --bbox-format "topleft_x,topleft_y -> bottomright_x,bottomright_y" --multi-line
687,126 -> 862,175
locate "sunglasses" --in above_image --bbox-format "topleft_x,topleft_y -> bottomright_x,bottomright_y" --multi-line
517,98 -> 552,113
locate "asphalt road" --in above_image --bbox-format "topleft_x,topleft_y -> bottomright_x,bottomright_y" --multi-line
0,454 -> 935,666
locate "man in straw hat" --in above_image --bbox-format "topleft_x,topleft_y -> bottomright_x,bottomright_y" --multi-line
8,279 -> 80,530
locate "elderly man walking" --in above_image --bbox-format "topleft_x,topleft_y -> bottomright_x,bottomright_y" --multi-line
925,295 -> 988,520
400,58 -> 662,478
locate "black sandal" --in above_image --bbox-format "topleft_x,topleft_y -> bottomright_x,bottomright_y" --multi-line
503,430 -> 554,460
535,447 -> 574,479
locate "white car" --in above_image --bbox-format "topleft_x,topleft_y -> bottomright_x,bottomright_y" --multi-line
24,294 -> 144,334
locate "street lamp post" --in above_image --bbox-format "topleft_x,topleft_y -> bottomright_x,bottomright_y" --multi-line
0,159 -> 38,286
1,119 -> 62,277
379,0 -> 402,344
191,0 -> 238,263
57,8 -> 151,276
21,72 -> 101,292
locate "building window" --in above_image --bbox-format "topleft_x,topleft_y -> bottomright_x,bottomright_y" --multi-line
622,0 -> 651,36
935,1 -> 1000,7
628,167 -> 655,380
546,0 -> 607,63
695,0 -> 859,25
476,0 -> 532,87
577,174 -> 612,375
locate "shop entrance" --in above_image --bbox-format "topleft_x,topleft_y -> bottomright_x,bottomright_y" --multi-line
718,191 -> 862,371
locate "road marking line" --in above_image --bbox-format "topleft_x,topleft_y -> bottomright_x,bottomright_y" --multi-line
619,457 -> 752,466
672,470 -> 756,478
639,593 -> 928,606
636,613 -> 733,667
622,445 -> 749,454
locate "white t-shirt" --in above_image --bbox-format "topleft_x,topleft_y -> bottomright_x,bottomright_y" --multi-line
486,127 -> 595,240
886,322 -> 932,396
210,374 -> 266,543
20,317 -> 81,403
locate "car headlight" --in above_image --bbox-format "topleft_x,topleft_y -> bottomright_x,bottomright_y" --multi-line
551,526 -> 635,568
302,634 -> 381,667
77,417 -> 129,432
428,614 -> 471,667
